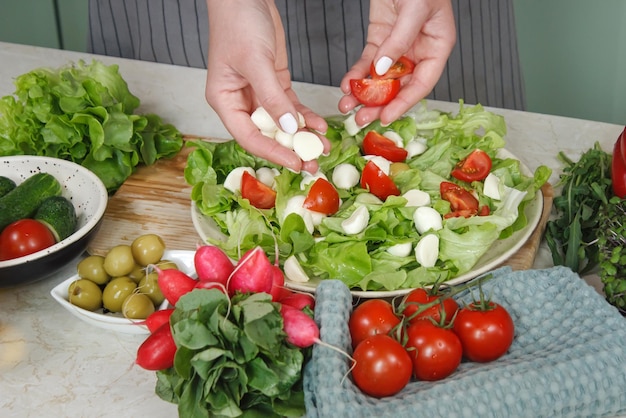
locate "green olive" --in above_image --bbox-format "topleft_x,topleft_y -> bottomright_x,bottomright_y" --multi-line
68,279 -> 103,311
131,234 -> 166,266
154,259 -> 179,271
389,162 -> 410,178
122,293 -> 155,319
102,276 -> 137,313
128,263 -> 147,284
103,245 -> 135,277
76,255 -> 110,285
138,271 -> 165,305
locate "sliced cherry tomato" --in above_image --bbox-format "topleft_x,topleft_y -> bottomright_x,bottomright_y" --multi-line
440,181 -> 479,217
351,334 -> 412,398
370,56 -> 415,79
350,78 -> 401,107
240,171 -> 276,209
361,160 -> 401,201
453,300 -> 515,363
362,131 -> 408,162
349,299 -> 401,348
0,219 -> 56,261
405,319 -> 462,381
303,178 -> 340,215
400,288 -> 459,326
451,149 -> 492,182
478,204 -> 490,216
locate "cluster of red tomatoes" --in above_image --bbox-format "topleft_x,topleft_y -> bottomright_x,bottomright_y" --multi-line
348,287 -> 515,398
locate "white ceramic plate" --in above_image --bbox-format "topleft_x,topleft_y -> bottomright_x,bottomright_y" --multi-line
50,250 -> 195,334
191,149 -> 544,299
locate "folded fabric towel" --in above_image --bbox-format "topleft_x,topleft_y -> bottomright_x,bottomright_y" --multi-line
304,266 -> 626,418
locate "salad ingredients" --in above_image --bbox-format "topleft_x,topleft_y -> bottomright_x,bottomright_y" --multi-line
0,218 -> 57,261
545,143 -> 613,274
453,298 -> 515,363
351,334 -> 413,398
241,171 -> 277,209
228,246 -> 274,295
194,244 -> 234,284
370,55 -> 415,79
186,102 -> 551,292
0,176 -> 16,198
597,197 -> 626,314
400,287 -> 459,325
34,196 -> 77,242
155,266 -> 197,306
0,172 -> 61,232
451,149 -> 492,182
0,60 -> 183,192
350,78 -> 401,107
348,299 -> 401,348
303,178 -> 340,215
279,304 -> 320,348
136,323 -> 177,371
362,130 -> 408,162
405,319 -> 463,381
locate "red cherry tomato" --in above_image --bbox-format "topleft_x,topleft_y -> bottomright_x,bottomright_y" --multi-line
348,299 -> 401,348
351,334 -> 412,398
361,160 -> 401,201
303,178 -> 340,215
0,219 -> 56,261
370,56 -> 415,79
240,171 -> 276,209
453,300 -> 515,363
401,288 -> 459,325
350,78 -> 401,107
440,181 -> 479,218
362,131 -> 408,162
451,149 -> 492,182
405,319 -> 462,381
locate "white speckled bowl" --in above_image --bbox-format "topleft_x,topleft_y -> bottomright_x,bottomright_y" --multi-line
0,156 -> 108,287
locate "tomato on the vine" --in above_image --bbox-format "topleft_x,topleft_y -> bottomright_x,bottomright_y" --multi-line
303,178 -> 340,215
440,181 -> 479,218
350,78 -> 401,107
362,131 -> 408,162
361,160 -> 401,201
404,319 -> 462,381
0,219 -> 56,261
348,299 -> 401,348
240,171 -> 276,209
370,56 -> 415,80
451,149 -> 492,182
400,288 -> 459,325
351,334 -> 412,398
453,300 -> 515,363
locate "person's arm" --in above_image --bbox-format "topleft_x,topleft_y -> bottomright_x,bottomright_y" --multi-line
204,0 -> 329,173
339,0 -> 456,127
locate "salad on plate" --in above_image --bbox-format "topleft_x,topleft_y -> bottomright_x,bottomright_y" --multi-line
184,101 -> 551,293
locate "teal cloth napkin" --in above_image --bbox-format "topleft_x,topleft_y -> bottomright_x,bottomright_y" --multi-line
304,266 -> 626,418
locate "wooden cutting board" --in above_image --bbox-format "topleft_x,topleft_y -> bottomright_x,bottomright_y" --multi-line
87,139 -> 554,272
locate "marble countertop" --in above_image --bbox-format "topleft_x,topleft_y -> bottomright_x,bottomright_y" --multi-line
0,42 -> 624,417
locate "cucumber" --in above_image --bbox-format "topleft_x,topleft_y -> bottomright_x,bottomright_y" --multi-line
34,196 -> 78,241
0,176 -> 16,198
0,173 -> 62,231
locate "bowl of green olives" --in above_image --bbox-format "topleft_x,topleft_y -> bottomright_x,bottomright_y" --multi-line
50,245 -> 195,334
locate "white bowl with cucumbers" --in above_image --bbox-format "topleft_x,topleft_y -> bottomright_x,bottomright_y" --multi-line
0,156 -> 108,288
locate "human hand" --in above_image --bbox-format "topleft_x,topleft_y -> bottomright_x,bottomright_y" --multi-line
204,0 -> 329,173
339,0 -> 456,127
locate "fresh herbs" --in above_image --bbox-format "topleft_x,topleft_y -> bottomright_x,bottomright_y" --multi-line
597,196 -> 626,314
155,289 -> 308,418
545,142 -> 613,274
0,60 -> 183,192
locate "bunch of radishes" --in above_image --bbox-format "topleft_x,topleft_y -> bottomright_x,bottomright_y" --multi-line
135,245 -> 318,371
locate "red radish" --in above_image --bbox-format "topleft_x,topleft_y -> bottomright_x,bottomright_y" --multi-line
144,308 -> 174,333
227,246 -> 273,296
194,245 -> 235,284
153,265 -> 197,306
280,292 -> 316,311
136,323 -> 177,371
269,265 -> 290,302
280,304 -> 320,348
194,280 -> 227,294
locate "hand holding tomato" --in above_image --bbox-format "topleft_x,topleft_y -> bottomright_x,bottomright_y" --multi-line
339,0 -> 456,126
